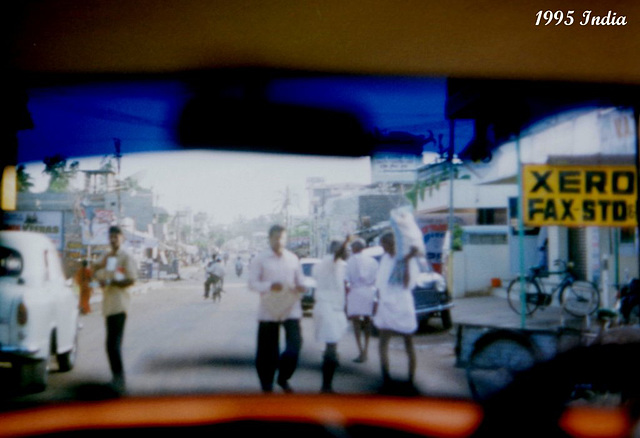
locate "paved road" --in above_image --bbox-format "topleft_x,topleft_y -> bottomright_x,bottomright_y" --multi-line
5,264 -> 590,407
2,265 -> 477,406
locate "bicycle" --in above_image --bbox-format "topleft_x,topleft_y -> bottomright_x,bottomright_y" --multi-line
506,260 -> 600,317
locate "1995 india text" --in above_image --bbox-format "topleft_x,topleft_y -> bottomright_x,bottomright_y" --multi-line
535,10 -> 627,26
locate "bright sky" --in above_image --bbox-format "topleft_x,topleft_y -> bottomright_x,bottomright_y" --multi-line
24,151 -> 372,224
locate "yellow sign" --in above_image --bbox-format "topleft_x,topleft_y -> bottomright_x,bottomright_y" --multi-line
522,164 -> 637,227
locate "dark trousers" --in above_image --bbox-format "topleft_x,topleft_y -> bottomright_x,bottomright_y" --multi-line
204,275 -> 221,297
256,319 -> 302,392
106,312 -> 127,380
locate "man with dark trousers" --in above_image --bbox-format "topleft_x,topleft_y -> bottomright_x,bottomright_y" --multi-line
94,225 -> 137,392
248,224 -> 307,393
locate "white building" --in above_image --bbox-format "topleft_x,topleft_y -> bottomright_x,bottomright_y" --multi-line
419,106 -> 638,303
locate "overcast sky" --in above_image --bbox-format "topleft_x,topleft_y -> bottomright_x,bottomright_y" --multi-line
24,151 -> 373,224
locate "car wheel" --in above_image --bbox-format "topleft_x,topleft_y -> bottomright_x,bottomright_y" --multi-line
20,350 -> 50,392
441,309 -> 453,330
57,332 -> 78,372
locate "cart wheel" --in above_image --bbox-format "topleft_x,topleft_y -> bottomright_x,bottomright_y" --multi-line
467,333 -> 536,401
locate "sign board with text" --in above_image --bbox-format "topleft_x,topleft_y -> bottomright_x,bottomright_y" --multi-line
522,164 -> 637,227
2,211 -> 64,249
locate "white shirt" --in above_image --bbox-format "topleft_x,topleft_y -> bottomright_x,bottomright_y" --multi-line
312,255 -> 348,343
345,252 -> 379,317
314,255 -> 347,309
208,262 -> 226,278
96,248 -> 137,316
248,248 -> 306,321
373,253 -> 419,334
345,252 -> 378,291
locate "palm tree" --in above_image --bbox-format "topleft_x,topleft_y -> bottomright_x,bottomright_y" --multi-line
16,165 -> 34,192
43,155 -> 80,192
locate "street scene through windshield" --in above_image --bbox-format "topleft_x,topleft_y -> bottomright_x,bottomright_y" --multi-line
1,74 -> 639,429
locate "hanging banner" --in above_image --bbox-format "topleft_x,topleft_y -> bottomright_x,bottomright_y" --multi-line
522,164 -> 637,227
81,209 -> 116,245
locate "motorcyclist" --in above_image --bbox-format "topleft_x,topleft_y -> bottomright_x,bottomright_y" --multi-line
204,256 -> 226,299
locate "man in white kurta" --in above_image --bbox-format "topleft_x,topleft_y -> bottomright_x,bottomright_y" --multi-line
313,240 -> 348,392
373,231 -> 419,388
345,238 -> 378,363
248,225 -> 306,393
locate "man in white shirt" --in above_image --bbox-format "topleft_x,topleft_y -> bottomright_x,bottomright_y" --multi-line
374,231 -> 420,391
248,224 -> 307,393
94,225 -> 137,392
204,256 -> 226,299
345,238 -> 379,363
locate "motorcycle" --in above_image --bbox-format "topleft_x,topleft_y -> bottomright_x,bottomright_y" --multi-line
235,261 -> 243,277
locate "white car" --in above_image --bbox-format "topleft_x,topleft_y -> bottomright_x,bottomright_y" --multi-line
0,231 -> 79,390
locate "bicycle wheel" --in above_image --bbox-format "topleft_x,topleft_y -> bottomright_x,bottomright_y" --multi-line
506,277 -> 541,316
561,281 -> 600,317
467,335 -> 537,401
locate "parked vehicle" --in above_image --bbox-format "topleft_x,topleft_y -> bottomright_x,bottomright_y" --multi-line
300,257 -> 320,316
0,231 -> 79,391
414,258 -> 453,330
362,246 -> 452,330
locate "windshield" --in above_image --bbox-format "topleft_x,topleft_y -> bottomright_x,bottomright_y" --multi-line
4,2 -> 640,437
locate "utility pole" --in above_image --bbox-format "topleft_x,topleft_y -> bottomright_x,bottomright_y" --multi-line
447,119 -> 456,293
114,138 -> 123,224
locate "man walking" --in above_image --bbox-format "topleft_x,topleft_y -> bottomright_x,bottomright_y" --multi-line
345,238 -> 378,363
248,224 -> 307,393
94,225 -> 137,392
374,231 -> 420,392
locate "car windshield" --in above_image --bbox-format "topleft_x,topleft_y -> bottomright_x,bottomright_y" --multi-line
3,3 -> 640,437
3,72 -> 637,407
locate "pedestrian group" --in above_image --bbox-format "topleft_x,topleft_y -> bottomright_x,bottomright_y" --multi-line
74,209 -> 424,395
248,211 -> 424,394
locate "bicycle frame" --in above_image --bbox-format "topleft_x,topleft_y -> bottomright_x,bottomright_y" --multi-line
528,268 -> 576,307
508,259 -> 598,318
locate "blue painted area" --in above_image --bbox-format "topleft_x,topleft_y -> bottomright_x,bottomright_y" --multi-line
17,75 -> 474,164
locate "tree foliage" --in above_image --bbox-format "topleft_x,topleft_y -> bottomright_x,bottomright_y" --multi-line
16,165 -> 34,192
43,154 -> 79,192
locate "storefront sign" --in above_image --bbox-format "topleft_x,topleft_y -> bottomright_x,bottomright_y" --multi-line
2,211 -> 64,249
371,153 -> 423,184
523,164 -> 637,227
